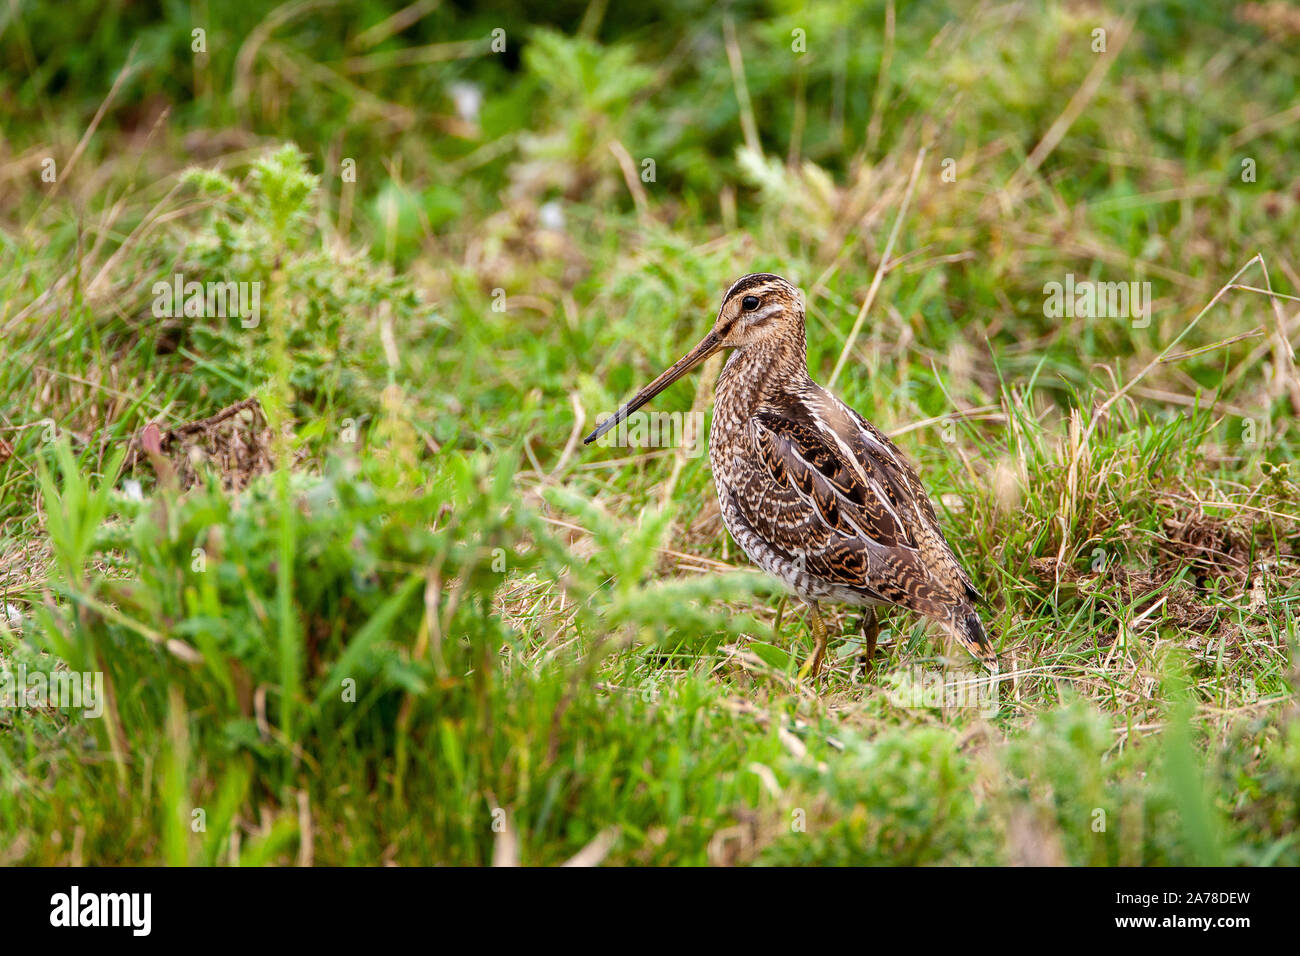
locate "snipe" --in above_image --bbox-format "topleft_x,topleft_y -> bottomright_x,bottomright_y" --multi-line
584,273 -> 996,677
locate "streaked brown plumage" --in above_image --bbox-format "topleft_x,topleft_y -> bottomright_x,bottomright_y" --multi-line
584,273 -> 996,676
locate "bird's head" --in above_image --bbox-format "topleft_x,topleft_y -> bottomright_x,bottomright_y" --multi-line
711,273 -> 804,349
583,273 -> 804,445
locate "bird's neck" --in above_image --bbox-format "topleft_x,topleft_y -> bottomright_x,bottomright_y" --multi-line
716,328 -> 810,421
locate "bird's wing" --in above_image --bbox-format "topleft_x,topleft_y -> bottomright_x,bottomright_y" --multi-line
841,405 -> 982,604
751,409 -> 916,551
734,390 -> 977,609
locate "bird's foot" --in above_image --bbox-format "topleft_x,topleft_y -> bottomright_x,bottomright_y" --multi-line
858,609 -> 880,673
797,601 -> 829,684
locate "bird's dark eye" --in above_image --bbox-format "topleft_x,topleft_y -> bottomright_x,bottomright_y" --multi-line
741,295 -> 760,311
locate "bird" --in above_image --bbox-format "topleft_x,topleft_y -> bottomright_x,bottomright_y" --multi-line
583,273 -> 996,678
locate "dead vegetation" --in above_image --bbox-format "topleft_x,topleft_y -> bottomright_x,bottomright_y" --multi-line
1030,499 -> 1299,654
125,396 -> 281,492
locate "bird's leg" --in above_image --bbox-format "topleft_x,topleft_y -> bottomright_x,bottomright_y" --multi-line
859,608 -> 879,671
772,594 -> 788,639
798,601 -> 828,680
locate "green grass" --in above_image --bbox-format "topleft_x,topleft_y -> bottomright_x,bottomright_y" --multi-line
1,0 -> 1299,865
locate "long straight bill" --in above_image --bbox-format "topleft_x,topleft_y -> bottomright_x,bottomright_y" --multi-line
583,331 -> 722,444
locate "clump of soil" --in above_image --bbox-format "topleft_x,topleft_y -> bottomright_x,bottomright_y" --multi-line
1029,556 -> 1219,635
1031,502 -> 1300,647
128,397 -> 278,492
1156,511 -> 1252,587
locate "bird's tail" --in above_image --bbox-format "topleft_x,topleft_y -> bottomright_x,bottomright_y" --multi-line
945,605 -> 998,672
